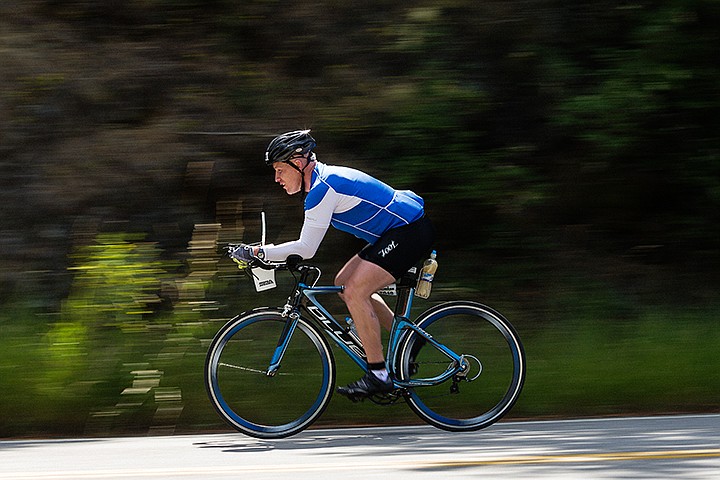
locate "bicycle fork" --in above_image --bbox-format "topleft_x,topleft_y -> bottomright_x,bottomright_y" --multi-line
266,309 -> 300,377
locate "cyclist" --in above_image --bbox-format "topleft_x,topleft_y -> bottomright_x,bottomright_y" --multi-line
231,130 -> 434,398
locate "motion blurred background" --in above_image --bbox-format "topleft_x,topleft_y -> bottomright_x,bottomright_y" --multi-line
1,0 -> 718,438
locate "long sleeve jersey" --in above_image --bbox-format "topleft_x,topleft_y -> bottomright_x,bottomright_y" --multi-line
262,161 -> 425,262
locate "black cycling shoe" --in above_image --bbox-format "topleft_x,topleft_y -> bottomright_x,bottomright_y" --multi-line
337,372 -> 394,401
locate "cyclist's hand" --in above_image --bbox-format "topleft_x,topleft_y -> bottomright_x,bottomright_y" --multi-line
228,244 -> 258,269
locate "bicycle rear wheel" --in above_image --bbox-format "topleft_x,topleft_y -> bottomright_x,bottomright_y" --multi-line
397,301 -> 525,431
205,309 -> 335,438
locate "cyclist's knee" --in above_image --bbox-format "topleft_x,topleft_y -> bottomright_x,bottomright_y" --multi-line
338,281 -> 360,305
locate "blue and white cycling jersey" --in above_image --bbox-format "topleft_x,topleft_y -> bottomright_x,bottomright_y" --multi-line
306,162 -> 424,243
262,161 -> 425,262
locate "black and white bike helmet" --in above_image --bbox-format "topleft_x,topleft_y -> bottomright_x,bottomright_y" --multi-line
265,130 -> 316,166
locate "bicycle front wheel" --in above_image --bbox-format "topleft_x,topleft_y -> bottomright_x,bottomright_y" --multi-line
397,301 -> 525,432
205,308 -> 335,439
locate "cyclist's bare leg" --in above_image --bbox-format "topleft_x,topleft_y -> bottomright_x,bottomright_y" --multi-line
337,260 -> 395,332
371,293 -> 394,331
335,255 -> 394,365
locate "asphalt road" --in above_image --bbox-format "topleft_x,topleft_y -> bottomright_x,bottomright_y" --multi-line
1,414 -> 719,479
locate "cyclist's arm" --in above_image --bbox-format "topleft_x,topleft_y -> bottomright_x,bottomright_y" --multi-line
260,222 -> 328,261
260,185 -> 337,262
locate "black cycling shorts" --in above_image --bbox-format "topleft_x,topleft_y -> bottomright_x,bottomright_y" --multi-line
359,215 -> 435,279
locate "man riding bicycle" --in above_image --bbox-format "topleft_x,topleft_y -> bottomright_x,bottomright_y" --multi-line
231,130 -> 434,398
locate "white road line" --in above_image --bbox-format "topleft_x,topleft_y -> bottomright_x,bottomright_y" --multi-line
3,449 -> 720,479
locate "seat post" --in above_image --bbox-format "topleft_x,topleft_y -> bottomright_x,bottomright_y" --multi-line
392,264 -> 420,320
393,286 -> 414,321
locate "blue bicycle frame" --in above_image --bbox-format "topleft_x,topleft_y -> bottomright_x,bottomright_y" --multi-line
267,279 -> 466,389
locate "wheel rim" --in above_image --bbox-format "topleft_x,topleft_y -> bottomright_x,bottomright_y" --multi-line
400,303 -> 525,430
206,313 -> 334,437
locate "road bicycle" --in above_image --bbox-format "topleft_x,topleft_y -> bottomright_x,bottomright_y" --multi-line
205,244 -> 525,439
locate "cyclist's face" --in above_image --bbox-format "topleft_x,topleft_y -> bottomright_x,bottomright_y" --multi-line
273,159 -> 303,195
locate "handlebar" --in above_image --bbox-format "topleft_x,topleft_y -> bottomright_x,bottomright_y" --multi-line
252,254 -> 304,271
225,244 -> 307,271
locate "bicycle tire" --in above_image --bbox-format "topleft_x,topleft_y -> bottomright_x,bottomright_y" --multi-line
397,301 -> 525,432
205,308 -> 335,439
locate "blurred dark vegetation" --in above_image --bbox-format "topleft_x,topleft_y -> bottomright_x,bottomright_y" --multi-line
1,0 -> 718,437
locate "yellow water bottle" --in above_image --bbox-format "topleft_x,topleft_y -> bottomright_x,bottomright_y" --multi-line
415,250 -> 438,299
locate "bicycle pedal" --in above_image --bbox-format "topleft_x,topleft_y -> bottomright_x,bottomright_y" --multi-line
340,392 -> 365,403
368,391 -> 402,406
336,387 -> 365,403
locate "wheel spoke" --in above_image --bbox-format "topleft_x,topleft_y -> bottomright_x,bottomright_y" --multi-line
397,301 -> 525,431
205,311 -> 335,438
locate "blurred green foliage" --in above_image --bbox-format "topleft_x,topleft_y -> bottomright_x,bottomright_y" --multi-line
1,0 -> 719,436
